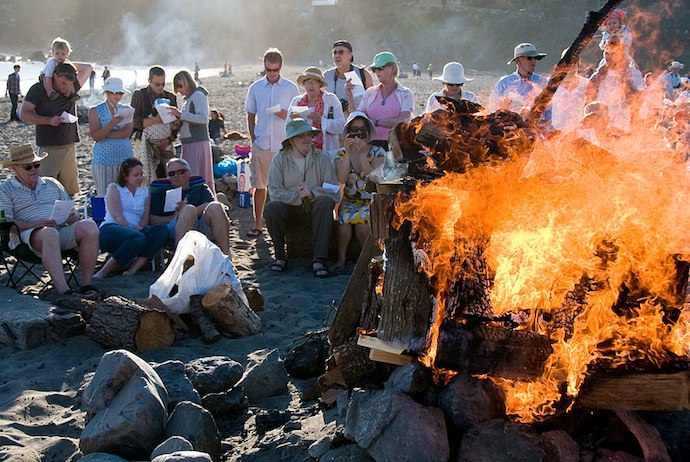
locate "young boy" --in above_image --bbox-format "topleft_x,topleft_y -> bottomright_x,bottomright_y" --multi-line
42,37 -> 72,100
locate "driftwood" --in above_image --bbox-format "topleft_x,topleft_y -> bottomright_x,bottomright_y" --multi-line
201,284 -> 262,337
189,294 -> 221,344
615,411 -> 672,462
446,245 -> 493,319
435,321 -> 553,380
85,295 -> 175,352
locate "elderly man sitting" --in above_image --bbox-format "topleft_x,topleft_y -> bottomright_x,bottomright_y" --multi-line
149,158 -> 231,255
0,144 -> 100,295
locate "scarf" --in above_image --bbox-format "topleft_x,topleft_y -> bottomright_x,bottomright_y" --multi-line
297,91 -> 324,149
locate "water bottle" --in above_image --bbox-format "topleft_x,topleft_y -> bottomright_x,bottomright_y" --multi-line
327,106 -> 334,119
237,161 -> 252,208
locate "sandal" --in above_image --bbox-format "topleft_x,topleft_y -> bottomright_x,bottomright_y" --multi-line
247,228 -> 262,238
270,259 -> 288,273
312,261 -> 330,279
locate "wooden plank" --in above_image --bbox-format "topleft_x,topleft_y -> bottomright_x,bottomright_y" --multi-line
369,349 -> 413,366
578,372 -> 690,411
357,334 -> 407,355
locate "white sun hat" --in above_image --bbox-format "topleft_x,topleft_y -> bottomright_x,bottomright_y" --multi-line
100,77 -> 128,94
433,62 -> 473,84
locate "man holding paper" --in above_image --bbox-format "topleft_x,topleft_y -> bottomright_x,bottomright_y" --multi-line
20,61 -> 93,196
324,40 -> 373,115
244,48 -> 300,238
0,144 -> 100,296
149,158 -> 231,255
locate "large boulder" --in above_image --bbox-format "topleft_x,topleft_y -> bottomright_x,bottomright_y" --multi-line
458,419 -> 544,462
184,356 -> 243,396
79,350 -> 168,459
236,349 -> 289,403
152,451 -> 213,462
344,389 -> 449,462
165,401 -> 221,462
438,372 -> 505,434
201,387 -> 248,416
154,360 -> 202,409
150,436 -> 194,460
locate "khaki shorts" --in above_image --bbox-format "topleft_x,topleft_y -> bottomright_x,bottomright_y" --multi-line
18,223 -> 78,257
249,145 -> 277,189
38,144 -> 79,195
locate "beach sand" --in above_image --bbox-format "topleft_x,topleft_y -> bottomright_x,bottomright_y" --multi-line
0,65 -> 498,461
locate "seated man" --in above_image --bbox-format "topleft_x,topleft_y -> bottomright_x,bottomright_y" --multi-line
149,158 -> 231,255
0,144 -> 100,295
264,118 -> 340,277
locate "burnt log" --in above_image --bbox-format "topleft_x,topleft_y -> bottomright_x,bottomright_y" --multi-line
446,245 -> 493,319
85,295 -> 175,352
189,294 -> 221,344
435,320 -> 553,380
360,255 -> 384,331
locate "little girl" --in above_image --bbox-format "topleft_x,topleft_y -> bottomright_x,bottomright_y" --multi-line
599,9 -> 633,54
208,108 -> 227,145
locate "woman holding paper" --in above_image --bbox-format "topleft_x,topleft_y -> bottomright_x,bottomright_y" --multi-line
167,70 -> 215,195
288,67 -> 345,157
88,77 -> 134,196
95,157 -> 169,278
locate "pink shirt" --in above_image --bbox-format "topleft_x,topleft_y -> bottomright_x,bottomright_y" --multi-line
366,89 -> 402,141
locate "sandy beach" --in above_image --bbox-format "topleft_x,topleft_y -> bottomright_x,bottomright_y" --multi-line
0,64 -> 499,461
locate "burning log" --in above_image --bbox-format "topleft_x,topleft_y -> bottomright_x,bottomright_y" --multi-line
435,320 -> 553,380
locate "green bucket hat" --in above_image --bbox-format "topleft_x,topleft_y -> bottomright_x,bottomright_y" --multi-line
282,118 -> 321,149
369,52 -> 397,70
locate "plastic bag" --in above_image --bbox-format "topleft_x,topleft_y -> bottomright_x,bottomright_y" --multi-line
149,230 -> 248,314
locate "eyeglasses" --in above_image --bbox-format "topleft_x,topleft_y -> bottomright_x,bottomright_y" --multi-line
332,49 -> 349,55
150,81 -> 165,88
264,67 -> 281,73
168,168 -> 188,177
55,72 -> 76,81
23,162 -> 41,171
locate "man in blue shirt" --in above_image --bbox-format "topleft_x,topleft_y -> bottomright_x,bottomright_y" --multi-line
489,43 -> 549,116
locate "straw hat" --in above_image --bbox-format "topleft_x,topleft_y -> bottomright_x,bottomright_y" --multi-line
508,43 -> 546,65
101,77 -> 128,94
433,62 -> 473,84
297,67 -> 327,88
2,144 -> 47,168
281,118 -> 321,149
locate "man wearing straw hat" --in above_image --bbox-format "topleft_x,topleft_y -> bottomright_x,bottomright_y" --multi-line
0,144 -> 100,296
20,61 -> 93,196
659,60 -> 685,101
489,42 -> 549,115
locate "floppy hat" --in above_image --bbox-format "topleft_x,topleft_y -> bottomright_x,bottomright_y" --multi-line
3,144 -> 47,168
297,67 -> 327,88
281,118 -> 321,149
508,43 -> 546,65
101,77 -> 128,94
433,62 -> 473,84
369,52 -> 397,70
343,110 -> 376,138
670,61 -> 685,70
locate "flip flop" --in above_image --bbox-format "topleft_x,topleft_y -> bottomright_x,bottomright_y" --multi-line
247,228 -> 262,238
312,261 -> 330,278
270,259 -> 287,273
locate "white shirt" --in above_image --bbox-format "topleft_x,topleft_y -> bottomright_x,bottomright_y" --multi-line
102,184 -> 148,229
245,75 -> 300,152
424,90 -> 480,114
551,76 -> 588,132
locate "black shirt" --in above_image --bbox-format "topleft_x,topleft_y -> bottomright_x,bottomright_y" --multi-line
24,80 -> 81,147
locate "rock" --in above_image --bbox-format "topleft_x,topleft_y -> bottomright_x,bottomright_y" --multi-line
151,436 -> 194,460
80,373 -> 168,459
0,444 -> 41,462
319,444 -> 375,462
255,409 -> 291,433
165,401 -> 221,462
438,373 -> 505,434
308,436 -> 332,459
152,451 -> 214,462
81,349 -> 168,418
539,430 -> 579,462
344,389 -> 449,462
201,387 -> 248,416
458,419 -> 545,462
184,356 -> 243,396
154,360 -> 202,409
283,337 -> 328,379
237,349 -> 289,403
643,410 -> 690,462
593,448 -> 643,462
77,453 -> 130,462
283,420 -> 301,432
384,362 -> 433,395
79,350 -> 168,459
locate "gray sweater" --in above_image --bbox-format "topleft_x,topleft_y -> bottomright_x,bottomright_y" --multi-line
179,86 -> 210,144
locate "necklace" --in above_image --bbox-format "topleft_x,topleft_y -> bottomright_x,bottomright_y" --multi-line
380,84 -> 396,106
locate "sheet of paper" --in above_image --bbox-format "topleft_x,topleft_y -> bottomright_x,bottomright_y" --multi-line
322,182 -> 340,194
155,103 -> 177,124
115,106 -> 135,124
50,199 -> 75,225
344,71 -> 365,99
60,111 -> 78,124
266,104 -> 281,114
164,187 -> 182,213
290,105 -> 311,115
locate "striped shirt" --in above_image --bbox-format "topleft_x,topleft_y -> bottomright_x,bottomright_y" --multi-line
0,176 -> 71,223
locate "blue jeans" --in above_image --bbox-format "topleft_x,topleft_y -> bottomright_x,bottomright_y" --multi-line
99,223 -> 169,267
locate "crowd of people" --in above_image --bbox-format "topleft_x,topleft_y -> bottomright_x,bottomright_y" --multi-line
2,10 -> 690,291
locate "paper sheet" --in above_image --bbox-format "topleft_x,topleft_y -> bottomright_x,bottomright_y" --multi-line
344,71 -> 365,99
322,182 -> 340,194
155,103 -> 177,124
50,199 -> 75,225
290,105 -> 311,115
115,106 -> 135,124
266,104 -> 281,115
164,187 -> 182,213
60,111 -> 78,124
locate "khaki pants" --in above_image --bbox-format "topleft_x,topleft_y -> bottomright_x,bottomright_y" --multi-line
38,144 -> 79,195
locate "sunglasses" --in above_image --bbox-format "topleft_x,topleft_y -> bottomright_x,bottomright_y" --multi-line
526,57 -> 539,61
264,67 -> 281,73
332,49 -> 349,55
168,168 -> 188,177
23,162 -> 41,171
348,127 -> 369,138
446,83 -> 464,87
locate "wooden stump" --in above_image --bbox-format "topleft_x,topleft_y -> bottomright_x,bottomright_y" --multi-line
202,284 -> 262,337
85,295 -> 175,352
